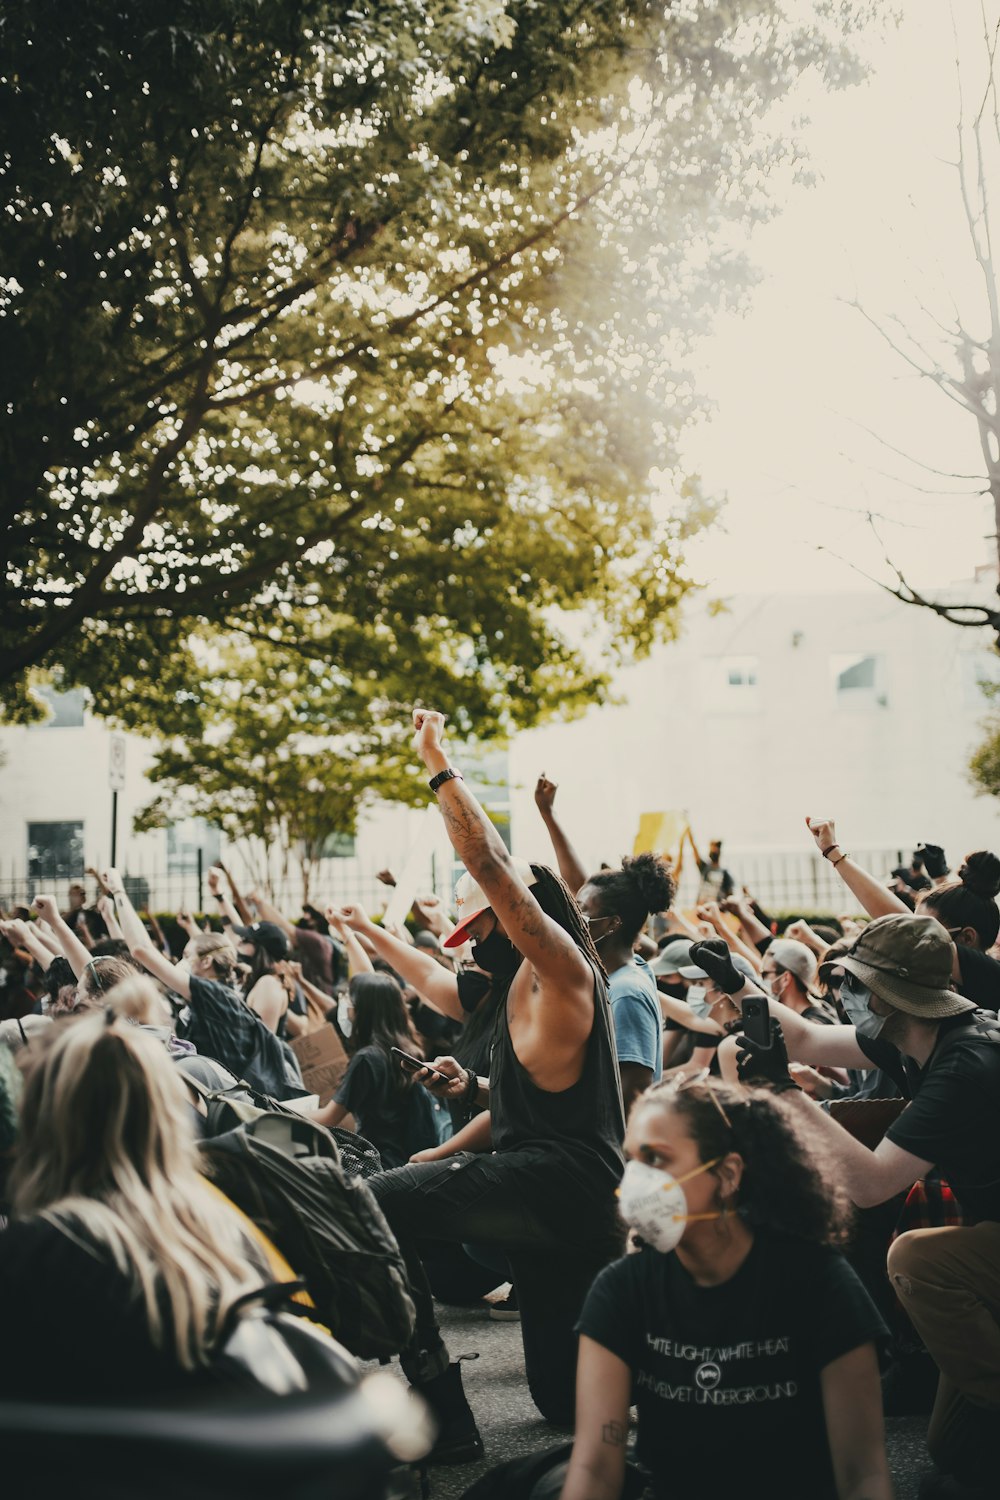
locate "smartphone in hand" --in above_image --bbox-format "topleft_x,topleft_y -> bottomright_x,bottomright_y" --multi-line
739,994 -> 773,1050
390,1047 -> 450,1084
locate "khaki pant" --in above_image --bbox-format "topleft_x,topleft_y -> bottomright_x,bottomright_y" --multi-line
888,1222 -> 1000,1484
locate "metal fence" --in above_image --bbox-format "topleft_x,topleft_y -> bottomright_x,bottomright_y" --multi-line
3,846 -> 906,919
673,847 -> 904,914
1,854 -> 450,919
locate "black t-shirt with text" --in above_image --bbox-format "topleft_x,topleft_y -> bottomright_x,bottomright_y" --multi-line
578,1230 -> 886,1500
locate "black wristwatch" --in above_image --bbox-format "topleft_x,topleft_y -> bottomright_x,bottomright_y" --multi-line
429,767 -> 463,793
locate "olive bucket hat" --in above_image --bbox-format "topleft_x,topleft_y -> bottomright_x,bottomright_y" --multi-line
839,914 -> 975,1020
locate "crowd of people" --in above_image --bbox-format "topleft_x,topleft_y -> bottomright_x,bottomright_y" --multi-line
2,708 -> 1000,1499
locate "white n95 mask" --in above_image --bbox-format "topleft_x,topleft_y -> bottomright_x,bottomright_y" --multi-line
617,1156 -> 724,1254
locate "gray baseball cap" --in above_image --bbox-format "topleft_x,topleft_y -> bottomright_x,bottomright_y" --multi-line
651,939 -> 693,977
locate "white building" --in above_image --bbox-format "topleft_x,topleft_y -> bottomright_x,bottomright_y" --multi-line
4,581 -> 999,918
0,685 -> 490,916
506,583 -> 1000,911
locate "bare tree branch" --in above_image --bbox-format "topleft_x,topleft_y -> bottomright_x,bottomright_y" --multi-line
837,410 -> 987,480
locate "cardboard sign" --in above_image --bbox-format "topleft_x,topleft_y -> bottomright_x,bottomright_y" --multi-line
290,1025 -> 349,1106
633,810 -> 688,858
381,808 -> 437,932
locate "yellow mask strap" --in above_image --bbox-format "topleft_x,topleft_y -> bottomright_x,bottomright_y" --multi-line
670,1156 -> 721,1186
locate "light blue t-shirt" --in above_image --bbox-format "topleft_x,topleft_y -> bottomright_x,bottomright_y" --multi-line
608,954 -> 662,1081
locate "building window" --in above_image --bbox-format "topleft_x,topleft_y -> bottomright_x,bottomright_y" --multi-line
699,656 -> 760,715
831,652 -> 881,695
320,832 -> 356,858
28,822 -> 84,882
28,686 -> 86,728
167,819 -> 221,874
831,652 -> 885,707
724,658 -> 758,688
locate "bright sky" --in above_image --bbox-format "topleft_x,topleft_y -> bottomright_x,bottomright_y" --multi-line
680,0 -> 998,599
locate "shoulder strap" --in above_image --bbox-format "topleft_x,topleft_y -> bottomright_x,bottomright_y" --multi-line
934,1011 -> 1000,1060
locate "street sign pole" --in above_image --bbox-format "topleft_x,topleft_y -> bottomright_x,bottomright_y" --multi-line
109,734 -> 126,872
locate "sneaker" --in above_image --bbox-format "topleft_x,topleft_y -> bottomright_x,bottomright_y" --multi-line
488,1286 -> 520,1321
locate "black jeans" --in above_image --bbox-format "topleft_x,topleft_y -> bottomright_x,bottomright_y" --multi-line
369,1150 -> 622,1426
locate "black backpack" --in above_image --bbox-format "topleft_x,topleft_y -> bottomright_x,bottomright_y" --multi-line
201,1114 -> 416,1362
181,1063 -> 384,1177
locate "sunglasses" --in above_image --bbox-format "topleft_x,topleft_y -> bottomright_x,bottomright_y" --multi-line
670,1067 -> 734,1131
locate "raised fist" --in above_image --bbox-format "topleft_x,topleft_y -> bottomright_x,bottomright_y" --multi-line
412,708 -> 447,759
534,773 -> 557,816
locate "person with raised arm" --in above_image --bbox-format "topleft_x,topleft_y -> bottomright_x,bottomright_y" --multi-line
324,906 -> 374,980
366,709 -> 625,1462
1,916 -> 59,979
102,869 -> 303,1100
576,854 -> 675,1117
695,898 -> 765,974
700,908 -> 1000,1497
336,901 -> 468,1023
31,893 -> 92,979
206,866 -> 243,929
237,881 -> 344,998
534,772 -> 588,894
534,774 -> 677,1112
806,817 -> 1000,1007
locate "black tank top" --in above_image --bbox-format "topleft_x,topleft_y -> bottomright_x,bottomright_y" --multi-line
489,956 -> 626,1198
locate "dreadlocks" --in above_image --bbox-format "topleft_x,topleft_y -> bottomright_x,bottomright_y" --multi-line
530,863 -> 608,981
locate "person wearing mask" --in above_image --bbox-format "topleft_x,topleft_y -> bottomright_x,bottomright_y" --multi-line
312,973 -> 441,1168
916,852 -> 1000,1010
367,709 -> 625,1462
651,939 -> 724,1072
576,854 -> 675,1116
803,819 -> 1000,1010
762,938 -> 837,1024
705,915 -> 1000,1497
691,835 -> 736,905
560,1075 -> 892,1500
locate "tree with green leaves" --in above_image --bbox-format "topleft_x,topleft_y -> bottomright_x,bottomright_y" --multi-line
131,637 -> 429,898
3,1 -> 876,865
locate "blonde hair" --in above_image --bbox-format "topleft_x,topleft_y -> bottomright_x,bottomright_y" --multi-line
10,987 -> 266,1367
76,954 -> 139,1002
189,931 -> 239,984
104,973 -> 173,1028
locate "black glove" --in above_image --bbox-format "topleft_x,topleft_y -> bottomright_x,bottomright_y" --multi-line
735,1018 -> 799,1093
915,842 -> 949,880
688,938 -> 744,995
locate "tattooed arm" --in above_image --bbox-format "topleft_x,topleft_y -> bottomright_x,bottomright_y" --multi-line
412,709 -> 592,1006
560,1336 -> 631,1500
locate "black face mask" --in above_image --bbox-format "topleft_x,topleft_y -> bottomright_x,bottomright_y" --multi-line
657,980 -> 687,1000
471,926 -> 521,979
